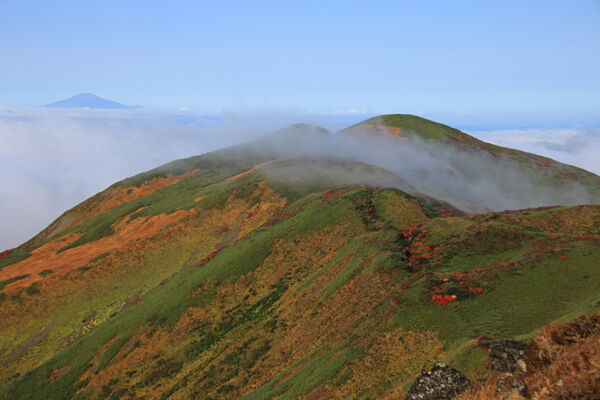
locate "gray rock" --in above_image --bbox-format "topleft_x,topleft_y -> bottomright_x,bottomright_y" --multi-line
496,375 -> 528,399
507,377 -> 527,397
516,359 -> 527,373
406,360 -> 471,400
489,339 -> 527,373
496,378 -> 508,392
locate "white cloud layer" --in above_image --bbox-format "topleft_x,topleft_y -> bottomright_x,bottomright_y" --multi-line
0,108 -> 282,249
0,108 -> 598,250
470,128 -> 600,175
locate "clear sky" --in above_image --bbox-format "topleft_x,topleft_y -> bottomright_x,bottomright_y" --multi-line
1,0 -> 599,114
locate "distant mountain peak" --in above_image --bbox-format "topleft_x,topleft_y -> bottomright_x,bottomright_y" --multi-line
46,93 -> 139,109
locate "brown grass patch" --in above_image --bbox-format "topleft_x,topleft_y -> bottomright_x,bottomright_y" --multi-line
225,159 -> 282,182
31,171 -> 198,244
0,209 -> 195,293
458,313 -> 600,400
345,124 -> 409,140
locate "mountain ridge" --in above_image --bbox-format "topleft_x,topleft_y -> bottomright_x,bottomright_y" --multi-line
0,115 -> 598,399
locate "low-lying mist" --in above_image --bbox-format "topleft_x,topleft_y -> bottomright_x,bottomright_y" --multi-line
1,108 -> 598,250
252,124 -> 598,213
0,108 -> 369,249
0,108 -> 311,249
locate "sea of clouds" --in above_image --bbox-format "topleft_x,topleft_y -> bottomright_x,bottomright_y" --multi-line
472,128 -> 600,175
0,108 -> 352,249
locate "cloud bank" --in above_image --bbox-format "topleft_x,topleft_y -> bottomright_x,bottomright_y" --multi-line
0,108 -> 275,249
471,128 -> 600,175
1,108 -> 598,250
253,125 -> 597,214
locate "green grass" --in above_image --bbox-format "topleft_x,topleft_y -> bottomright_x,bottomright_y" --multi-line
1,153 -> 599,400
116,143 -> 272,188
296,236 -> 364,294
0,190 -> 357,400
55,171 -> 246,253
345,114 -> 461,141
241,341 -> 362,400
0,247 -> 38,271
25,282 -> 41,296
96,335 -> 130,372
55,163 -> 305,254
89,253 -> 111,264
391,241 -> 600,344
318,239 -> 375,304
261,161 -> 404,203
185,281 -> 286,362
0,274 -> 30,290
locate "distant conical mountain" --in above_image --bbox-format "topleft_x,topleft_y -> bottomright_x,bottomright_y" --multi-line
1,115 -> 599,399
46,93 -> 139,109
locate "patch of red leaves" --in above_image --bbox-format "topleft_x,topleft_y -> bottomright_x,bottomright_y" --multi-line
468,286 -> 484,295
263,211 -> 291,227
445,270 -> 488,300
400,225 -> 440,269
432,294 -> 456,305
0,249 -> 11,260
197,249 -> 222,266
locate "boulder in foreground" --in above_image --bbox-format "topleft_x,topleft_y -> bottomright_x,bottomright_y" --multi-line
406,360 -> 470,400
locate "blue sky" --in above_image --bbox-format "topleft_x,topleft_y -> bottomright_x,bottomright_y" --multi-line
1,0 -> 599,115
1,1 -> 600,248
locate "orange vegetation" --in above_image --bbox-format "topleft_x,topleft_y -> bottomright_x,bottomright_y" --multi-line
345,124 -> 409,141
504,205 -> 600,236
0,209 -> 195,293
225,159 -> 282,182
31,171 -> 198,244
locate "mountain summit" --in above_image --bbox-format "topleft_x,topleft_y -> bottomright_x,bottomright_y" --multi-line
46,93 -> 139,109
0,116 -> 599,399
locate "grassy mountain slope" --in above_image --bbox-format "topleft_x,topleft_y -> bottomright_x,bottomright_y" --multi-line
345,114 -> 600,211
0,116 -> 599,399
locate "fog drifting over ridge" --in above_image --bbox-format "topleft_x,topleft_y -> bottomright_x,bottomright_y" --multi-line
0,108 -> 354,249
253,124 -> 597,212
0,107 -> 598,250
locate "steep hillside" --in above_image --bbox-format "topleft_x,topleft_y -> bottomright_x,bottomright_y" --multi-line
0,117 -> 599,399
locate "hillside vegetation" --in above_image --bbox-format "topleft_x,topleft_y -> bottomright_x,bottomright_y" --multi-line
0,115 -> 598,399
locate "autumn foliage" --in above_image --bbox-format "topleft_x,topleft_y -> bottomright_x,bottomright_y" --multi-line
459,313 -> 600,400
399,225 -> 440,269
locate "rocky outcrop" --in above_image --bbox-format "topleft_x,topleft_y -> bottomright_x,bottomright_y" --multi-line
489,339 -> 527,373
496,375 -> 528,399
406,360 -> 470,400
